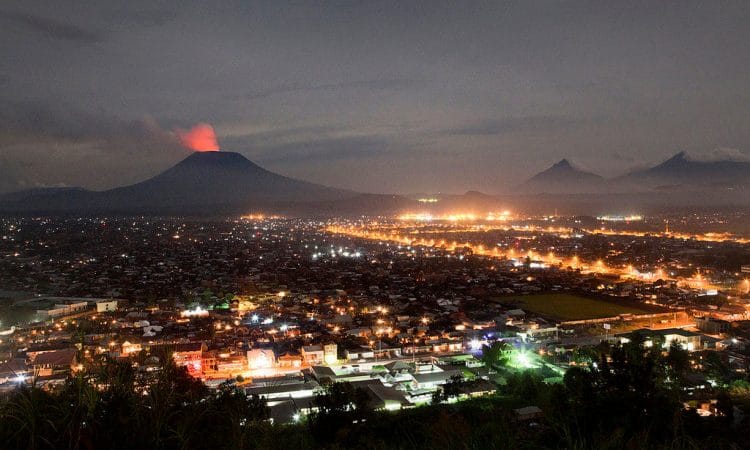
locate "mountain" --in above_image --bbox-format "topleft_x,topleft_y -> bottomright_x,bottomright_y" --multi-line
616,152 -> 750,190
103,151 -> 353,209
520,159 -> 605,194
0,151 -> 411,215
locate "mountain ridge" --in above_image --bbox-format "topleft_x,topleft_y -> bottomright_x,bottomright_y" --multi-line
521,152 -> 750,194
0,151 -> 389,215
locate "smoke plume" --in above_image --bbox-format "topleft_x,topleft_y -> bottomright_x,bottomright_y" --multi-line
177,123 -> 219,152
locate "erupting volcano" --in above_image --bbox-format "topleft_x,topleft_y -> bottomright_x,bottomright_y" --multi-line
177,123 -> 219,152
0,149 -> 368,214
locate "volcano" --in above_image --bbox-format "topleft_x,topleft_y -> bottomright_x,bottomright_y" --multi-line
0,151 -> 368,214
104,151 -> 354,209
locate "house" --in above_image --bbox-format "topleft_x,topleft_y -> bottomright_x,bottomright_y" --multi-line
457,379 -> 497,398
696,317 -> 731,334
36,301 -> 89,318
301,345 -> 324,365
0,358 -> 29,385
411,368 -> 463,390
247,348 -> 276,370
95,300 -> 118,312
216,355 -> 246,374
166,342 -> 207,375
246,380 -> 321,400
345,346 -> 375,360
353,379 -> 408,411
121,340 -> 142,356
301,343 -> 337,365
514,405 -> 543,421
618,328 -> 702,351
277,352 -> 303,368
29,348 -> 78,377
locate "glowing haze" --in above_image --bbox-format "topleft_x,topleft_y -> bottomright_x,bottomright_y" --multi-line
177,123 -> 220,152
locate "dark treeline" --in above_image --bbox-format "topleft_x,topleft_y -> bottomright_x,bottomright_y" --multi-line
0,339 -> 746,449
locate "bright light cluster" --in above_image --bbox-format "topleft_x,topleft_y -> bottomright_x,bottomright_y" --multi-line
397,211 -> 512,222
181,306 -> 209,317
596,215 -> 644,222
312,247 -> 362,259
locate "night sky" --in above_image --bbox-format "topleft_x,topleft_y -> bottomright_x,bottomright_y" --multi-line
1,1 -> 749,194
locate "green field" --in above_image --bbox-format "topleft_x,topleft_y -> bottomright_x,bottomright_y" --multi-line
495,293 -> 656,321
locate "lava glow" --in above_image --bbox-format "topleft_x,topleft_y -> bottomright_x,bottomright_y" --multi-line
177,123 -> 220,152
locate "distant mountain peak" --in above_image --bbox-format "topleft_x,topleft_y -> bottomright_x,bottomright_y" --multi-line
672,151 -> 687,160
552,158 -> 573,169
660,151 -> 688,166
534,159 -> 598,177
521,158 -> 604,194
616,149 -> 750,190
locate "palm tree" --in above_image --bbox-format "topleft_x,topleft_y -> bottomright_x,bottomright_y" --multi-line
1,386 -> 59,449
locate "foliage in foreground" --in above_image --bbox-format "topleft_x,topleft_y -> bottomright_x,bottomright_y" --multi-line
1,339 -> 748,449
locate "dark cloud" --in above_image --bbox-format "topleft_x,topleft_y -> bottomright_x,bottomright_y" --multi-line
0,100 -> 186,190
232,78 -> 422,101
0,10 -> 103,43
444,116 -> 580,136
250,135 -> 396,164
0,100 -> 144,140
105,8 -> 177,28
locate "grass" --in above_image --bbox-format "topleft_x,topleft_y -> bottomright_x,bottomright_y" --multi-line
495,293 -> 655,321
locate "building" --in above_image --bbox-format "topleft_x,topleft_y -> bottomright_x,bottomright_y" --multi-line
301,343 -> 337,365
741,265 -> 750,274
28,348 -> 78,377
514,406 -> 543,421
95,300 -> 118,312
169,342 -> 206,375
410,367 -> 463,390
121,341 -> 142,356
696,317 -> 731,334
618,328 -> 702,351
36,301 -> 89,318
277,353 -> 303,368
247,348 -> 276,370
301,345 -> 324,365
245,379 -> 321,400
0,359 -> 29,386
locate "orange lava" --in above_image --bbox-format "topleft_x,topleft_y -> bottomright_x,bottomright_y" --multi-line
177,123 -> 220,152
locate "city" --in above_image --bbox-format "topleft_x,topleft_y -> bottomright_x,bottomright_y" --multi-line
2,213 -> 750,447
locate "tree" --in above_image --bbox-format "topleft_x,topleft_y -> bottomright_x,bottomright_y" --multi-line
703,351 -> 731,385
481,341 -> 509,369
716,390 -> 734,423
665,341 -> 690,386
440,374 -> 466,401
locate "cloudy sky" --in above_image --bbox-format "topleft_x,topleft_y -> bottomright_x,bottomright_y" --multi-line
1,1 -> 749,194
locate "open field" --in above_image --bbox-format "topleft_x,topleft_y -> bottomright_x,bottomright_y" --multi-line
493,293 -> 659,321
